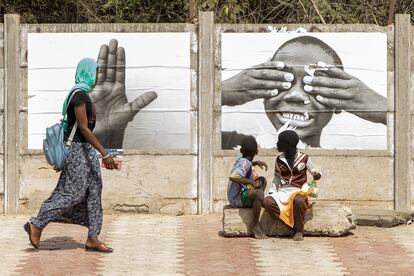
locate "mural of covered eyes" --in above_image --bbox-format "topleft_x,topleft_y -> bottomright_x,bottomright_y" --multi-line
221,33 -> 387,150
304,62 -> 329,77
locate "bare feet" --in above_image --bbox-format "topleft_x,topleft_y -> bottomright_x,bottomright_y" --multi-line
23,222 -> 42,248
293,231 -> 304,241
252,225 -> 267,239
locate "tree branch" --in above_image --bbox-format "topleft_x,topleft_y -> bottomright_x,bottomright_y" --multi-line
309,0 -> 326,24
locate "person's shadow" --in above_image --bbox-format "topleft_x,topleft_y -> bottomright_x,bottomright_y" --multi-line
24,236 -> 84,252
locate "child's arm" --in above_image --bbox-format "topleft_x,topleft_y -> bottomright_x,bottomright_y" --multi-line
271,159 -> 283,191
229,176 -> 261,189
252,160 -> 268,171
229,159 -> 261,189
306,158 -> 322,180
271,175 -> 282,192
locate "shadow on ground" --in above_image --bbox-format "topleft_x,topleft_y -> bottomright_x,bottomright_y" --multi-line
24,236 -> 84,252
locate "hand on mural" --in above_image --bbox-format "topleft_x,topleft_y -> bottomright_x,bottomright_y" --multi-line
91,39 -> 158,148
221,61 -> 294,106
304,65 -> 387,125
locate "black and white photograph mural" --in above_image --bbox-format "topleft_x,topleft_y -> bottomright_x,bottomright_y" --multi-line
28,33 -> 191,150
221,32 -> 387,150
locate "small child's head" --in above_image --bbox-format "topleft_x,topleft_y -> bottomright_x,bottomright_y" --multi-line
240,135 -> 258,160
277,130 -> 299,156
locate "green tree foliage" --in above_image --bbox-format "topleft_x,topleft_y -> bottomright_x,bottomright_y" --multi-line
97,0 -> 188,23
1,0 -> 413,25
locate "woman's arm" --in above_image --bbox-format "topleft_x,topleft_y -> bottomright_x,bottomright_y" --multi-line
272,159 -> 283,191
74,103 -> 116,170
306,158 -> 321,180
271,174 -> 282,192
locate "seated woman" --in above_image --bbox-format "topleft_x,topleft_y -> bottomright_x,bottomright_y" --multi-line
262,130 -> 321,241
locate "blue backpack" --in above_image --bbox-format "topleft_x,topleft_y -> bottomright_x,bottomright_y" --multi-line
43,91 -> 79,169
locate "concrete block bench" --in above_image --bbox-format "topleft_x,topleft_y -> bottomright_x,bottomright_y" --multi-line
222,203 -> 355,237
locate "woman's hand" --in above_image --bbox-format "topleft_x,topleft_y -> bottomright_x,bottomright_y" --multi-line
252,160 -> 268,171
304,64 -> 387,125
222,61 -> 294,106
102,155 -> 116,170
312,172 -> 322,181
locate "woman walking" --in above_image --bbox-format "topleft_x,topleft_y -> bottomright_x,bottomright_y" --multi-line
24,58 -> 116,253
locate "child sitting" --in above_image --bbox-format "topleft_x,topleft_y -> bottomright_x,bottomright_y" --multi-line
227,135 -> 268,239
262,130 -> 321,241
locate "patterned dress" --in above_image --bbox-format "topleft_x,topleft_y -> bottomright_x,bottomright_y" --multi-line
30,142 -> 103,237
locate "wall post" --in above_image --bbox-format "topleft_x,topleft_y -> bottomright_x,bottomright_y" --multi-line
394,14 -> 411,211
4,14 -> 20,214
197,11 -> 214,214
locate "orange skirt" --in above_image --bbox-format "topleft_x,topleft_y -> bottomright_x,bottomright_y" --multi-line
279,191 -> 312,228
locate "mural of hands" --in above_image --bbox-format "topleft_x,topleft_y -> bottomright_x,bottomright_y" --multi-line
304,63 -> 387,125
221,61 -> 294,106
91,39 -> 158,148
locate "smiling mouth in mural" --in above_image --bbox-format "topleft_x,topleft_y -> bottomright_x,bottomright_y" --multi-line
275,111 -> 314,127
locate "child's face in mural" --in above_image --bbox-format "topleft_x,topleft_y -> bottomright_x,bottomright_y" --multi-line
264,42 -> 336,140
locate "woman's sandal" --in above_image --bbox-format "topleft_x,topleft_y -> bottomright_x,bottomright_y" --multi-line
23,222 -> 39,249
85,242 -> 113,253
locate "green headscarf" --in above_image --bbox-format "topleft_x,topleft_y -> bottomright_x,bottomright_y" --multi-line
62,58 -> 97,130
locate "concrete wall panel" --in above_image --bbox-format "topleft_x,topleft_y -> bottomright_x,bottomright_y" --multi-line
0,15 -> 411,214
213,155 -> 393,212
19,155 -> 197,215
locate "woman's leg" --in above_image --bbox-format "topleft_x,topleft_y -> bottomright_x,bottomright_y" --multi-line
84,145 -> 112,252
292,194 -> 307,241
85,171 -> 103,237
29,172 -> 89,229
85,144 -> 103,238
29,143 -> 90,229
262,196 -> 281,219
